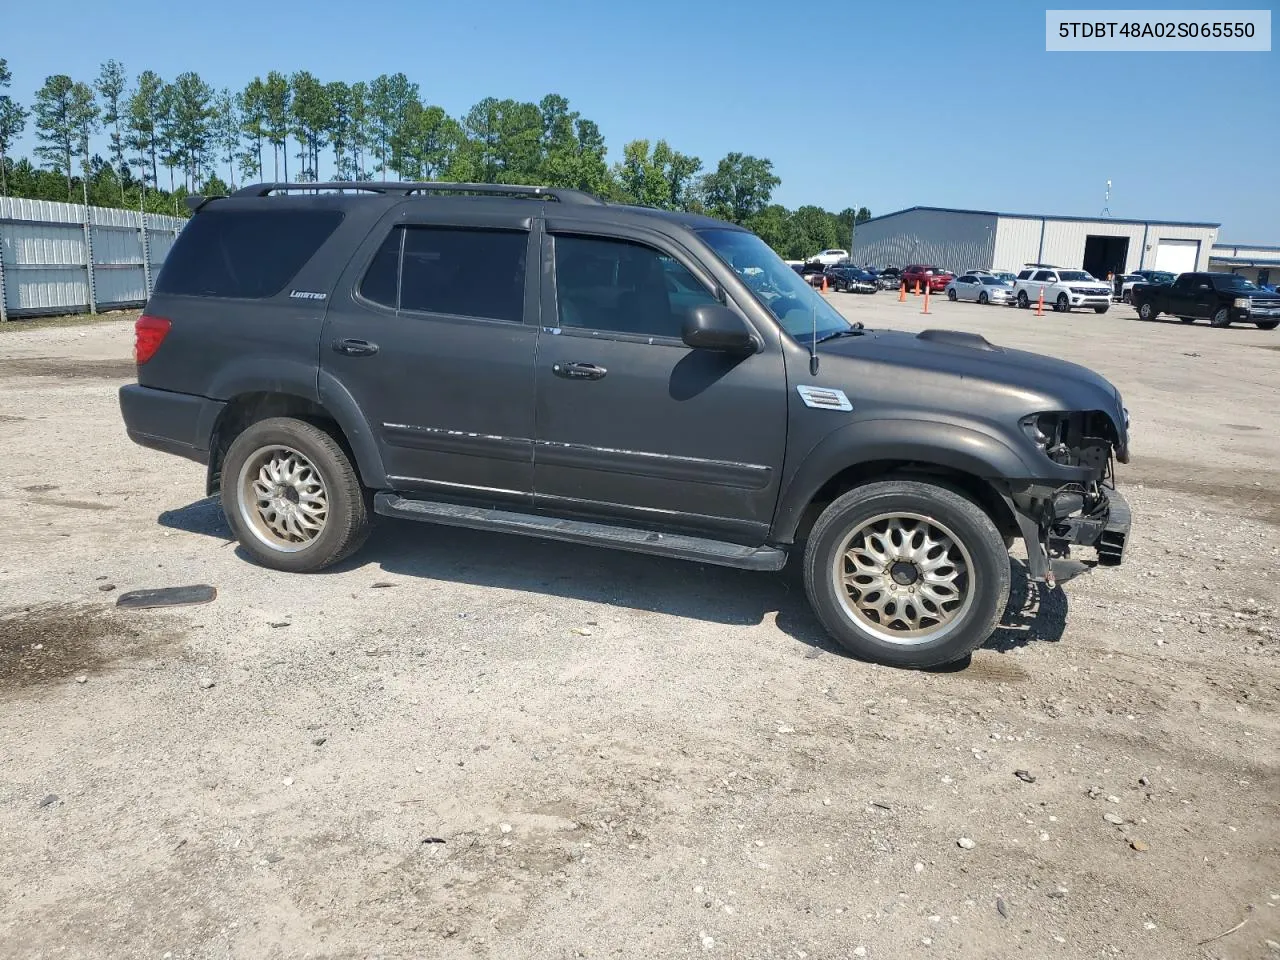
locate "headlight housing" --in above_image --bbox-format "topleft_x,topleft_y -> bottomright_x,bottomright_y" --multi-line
1234,297 -> 1250,308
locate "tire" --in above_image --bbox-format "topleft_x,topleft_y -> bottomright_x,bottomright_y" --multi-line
802,480 -> 1011,669
1122,291 -> 1131,304
1256,320 -> 1279,331
1017,291 -> 1029,309
1210,307 -> 1232,328
220,416 -> 370,573
1094,305 -> 1109,314
978,292 -> 988,305
1138,301 -> 1158,321
947,289 -> 957,301
1055,293 -> 1070,313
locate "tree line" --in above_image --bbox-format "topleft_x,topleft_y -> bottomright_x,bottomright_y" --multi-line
0,57 -> 870,257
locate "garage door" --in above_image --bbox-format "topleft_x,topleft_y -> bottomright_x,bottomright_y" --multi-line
1154,239 -> 1200,274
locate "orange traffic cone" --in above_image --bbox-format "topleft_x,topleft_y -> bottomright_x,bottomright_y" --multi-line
1035,286 -> 1045,316
921,284 -> 931,315
913,279 -> 921,296
898,281 -> 907,302
821,275 -> 828,293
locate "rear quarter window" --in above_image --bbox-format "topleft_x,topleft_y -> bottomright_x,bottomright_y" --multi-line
154,209 -> 344,299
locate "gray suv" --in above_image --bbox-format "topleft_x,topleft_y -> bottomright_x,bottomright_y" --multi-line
119,181 -> 1131,669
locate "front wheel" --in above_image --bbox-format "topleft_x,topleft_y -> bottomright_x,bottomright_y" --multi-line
978,292 -> 988,305
1055,293 -> 1070,313
1211,307 -> 1232,328
1138,301 -> 1158,321
220,417 -> 371,573
802,480 -> 1011,669
1094,305 -> 1109,314
1257,320 -> 1279,331
947,289 -> 957,301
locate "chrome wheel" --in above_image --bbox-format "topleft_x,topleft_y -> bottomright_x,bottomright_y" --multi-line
237,444 -> 329,552
831,512 -> 975,645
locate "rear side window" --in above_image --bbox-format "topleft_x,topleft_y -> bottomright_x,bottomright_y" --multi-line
154,209 -> 343,298
358,226 -> 527,323
1017,269 -> 1033,280
1033,270 -> 1053,282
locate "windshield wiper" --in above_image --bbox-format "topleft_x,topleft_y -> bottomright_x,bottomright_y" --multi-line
815,324 -> 865,343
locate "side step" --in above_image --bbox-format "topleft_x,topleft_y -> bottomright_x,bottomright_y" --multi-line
373,493 -> 789,572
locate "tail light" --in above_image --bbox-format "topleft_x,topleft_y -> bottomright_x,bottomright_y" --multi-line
134,315 -> 171,365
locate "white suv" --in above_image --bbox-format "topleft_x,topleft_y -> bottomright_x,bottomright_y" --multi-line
1014,267 -> 1112,314
808,248 -> 850,266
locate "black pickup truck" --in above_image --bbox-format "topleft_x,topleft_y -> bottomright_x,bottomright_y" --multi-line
1131,271 -> 1280,329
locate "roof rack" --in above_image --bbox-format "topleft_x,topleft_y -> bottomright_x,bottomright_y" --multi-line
230,181 -> 605,204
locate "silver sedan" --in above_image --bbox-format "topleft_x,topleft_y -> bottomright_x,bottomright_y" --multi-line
945,274 -> 1016,305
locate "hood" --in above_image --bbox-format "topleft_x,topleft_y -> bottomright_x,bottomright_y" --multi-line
817,328 -> 1130,457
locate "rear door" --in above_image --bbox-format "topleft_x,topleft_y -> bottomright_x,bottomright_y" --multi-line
1165,273 -> 1197,315
531,224 -> 786,543
321,206 -> 540,504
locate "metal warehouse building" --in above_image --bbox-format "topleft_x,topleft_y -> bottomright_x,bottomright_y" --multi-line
1208,242 -> 1280,287
850,206 -> 1220,280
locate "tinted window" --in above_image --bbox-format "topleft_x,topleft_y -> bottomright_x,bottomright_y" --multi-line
1033,270 -> 1053,281
554,235 -> 719,338
360,230 -> 401,308
1017,269 -> 1033,280
1172,274 -> 1193,290
395,227 -> 526,322
155,209 -> 343,298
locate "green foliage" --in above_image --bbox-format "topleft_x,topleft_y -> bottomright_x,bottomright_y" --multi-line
2,61 -> 869,256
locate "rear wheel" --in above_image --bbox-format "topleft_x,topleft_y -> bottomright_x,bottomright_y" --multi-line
1122,291 -> 1132,304
1017,291 -> 1029,309
1257,320 -> 1279,331
802,480 -> 1011,669
947,289 -> 957,301
1211,307 -> 1232,328
978,292 -> 989,305
1056,293 -> 1070,313
1138,301 -> 1158,321
221,417 -> 370,573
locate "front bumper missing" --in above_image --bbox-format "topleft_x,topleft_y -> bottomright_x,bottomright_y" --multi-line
1005,486 -> 1131,586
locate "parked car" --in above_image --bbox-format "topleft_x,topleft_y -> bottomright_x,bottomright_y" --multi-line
1013,267 -> 1111,313
1131,272 -> 1280,329
825,265 -> 878,293
801,261 -> 828,286
1116,270 -> 1175,303
807,248 -> 850,266
876,266 -> 903,290
946,273 -> 1016,305
119,179 -> 1131,670
901,264 -> 955,293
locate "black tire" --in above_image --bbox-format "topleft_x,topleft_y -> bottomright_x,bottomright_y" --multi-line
947,289 -> 957,301
1017,291 -> 1029,309
802,480 -> 1011,669
978,292 -> 988,305
1210,307 -> 1232,328
220,416 -> 370,573
1256,320 -> 1279,331
1138,300 -> 1158,321
1122,291 -> 1131,304
1094,305 -> 1109,314
1055,293 -> 1070,313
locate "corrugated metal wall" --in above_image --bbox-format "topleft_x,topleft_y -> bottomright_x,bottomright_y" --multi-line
851,209 -> 999,272
993,215 -> 1219,273
0,197 -> 185,321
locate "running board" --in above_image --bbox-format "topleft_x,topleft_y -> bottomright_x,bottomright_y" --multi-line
373,493 -> 788,571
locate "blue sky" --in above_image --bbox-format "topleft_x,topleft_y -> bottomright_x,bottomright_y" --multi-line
4,0 -> 1277,239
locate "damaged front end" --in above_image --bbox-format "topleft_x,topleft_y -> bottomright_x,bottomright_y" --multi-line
1004,410 -> 1132,587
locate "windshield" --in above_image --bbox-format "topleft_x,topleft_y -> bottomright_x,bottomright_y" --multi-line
1213,274 -> 1259,291
700,228 -> 855,340
1149,272 -> 1176,284
1058,270 -> 1095,282
980,276 -> 1006,285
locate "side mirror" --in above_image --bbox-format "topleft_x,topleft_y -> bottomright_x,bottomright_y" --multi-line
682,304 -> 758,353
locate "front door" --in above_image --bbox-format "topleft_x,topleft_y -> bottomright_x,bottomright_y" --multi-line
532,228 -> 787,544
322,210 -> 540,504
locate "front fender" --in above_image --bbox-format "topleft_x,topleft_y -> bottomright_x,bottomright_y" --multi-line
770,418 -> 1035,543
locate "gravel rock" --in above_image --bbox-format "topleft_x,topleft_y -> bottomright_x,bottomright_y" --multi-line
197,677 -> 215,690
957,837 -> 976,850
38,794 -> 60,808
1013,769 -> 1036,783
1130,839 -> 1149,851
75,675 -> 87,684
311,737 -> 327,746
1104,813 -> 1125,825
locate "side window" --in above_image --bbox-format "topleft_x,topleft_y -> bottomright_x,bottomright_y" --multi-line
1172,274 -> 1192,291
398,226 -> 526,322
553,234 -> 719,339
1017,269 -> 1033,280
359,230 -> 401,308
1033,270 -> 1052,282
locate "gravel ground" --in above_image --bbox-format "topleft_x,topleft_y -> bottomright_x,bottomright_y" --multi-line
1,296 -> 1277,960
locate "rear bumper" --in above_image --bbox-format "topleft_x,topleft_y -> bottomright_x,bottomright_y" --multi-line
119,384 -> 223,465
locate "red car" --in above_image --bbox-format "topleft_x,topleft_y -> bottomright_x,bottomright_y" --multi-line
901,264 -> 954,293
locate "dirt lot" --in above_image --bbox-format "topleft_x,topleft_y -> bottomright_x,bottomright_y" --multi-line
1,297 -> 1277,960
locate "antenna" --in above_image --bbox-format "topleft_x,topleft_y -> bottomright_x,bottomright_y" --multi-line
810,299 -> 819,375
1101,179 -> 1112,218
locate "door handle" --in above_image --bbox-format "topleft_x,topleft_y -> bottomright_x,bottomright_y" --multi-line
553,361 -> 607,381
333,338 -> 379,357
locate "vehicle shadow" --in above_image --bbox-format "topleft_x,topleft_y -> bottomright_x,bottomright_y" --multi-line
158,501 -> 1070,664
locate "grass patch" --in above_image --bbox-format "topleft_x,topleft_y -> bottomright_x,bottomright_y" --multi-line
0,309 -> 138,334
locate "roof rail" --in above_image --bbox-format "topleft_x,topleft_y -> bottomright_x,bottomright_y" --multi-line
230,181 -> 605,204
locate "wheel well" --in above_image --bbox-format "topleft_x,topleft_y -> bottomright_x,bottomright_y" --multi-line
794,460 -> 1019,543
206,392 -> 353,496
